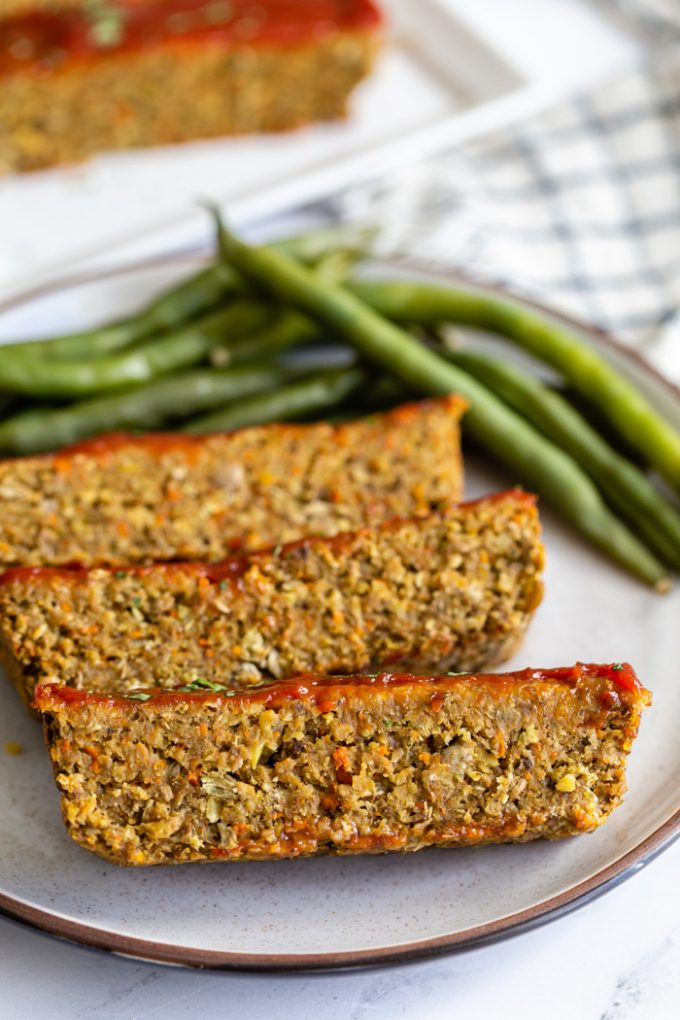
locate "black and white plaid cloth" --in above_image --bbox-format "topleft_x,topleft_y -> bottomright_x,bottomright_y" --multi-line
329,0 -> 680,380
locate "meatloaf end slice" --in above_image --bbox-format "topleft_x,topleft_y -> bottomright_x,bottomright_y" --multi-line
0,394 -> 465,569
0,490 -> 544,705
34,663 -> 651,866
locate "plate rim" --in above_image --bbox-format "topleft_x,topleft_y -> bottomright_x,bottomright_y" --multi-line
1,253 -> 679,971
0,817 -> 678,972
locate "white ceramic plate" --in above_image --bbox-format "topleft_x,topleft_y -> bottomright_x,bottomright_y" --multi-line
0,259 -> 679,970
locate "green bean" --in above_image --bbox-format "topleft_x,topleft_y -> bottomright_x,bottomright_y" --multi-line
0,393 -> 17,417
278,223 -> 375,265
1,265 -> 238,364
184,367 -> 367,434
447,349 -> 680,570
215,310 -> 320,367
0,363 -> 303,455
350,278 -> 680,494
212,250 -> 357,366
1,225 -> 373,364
215,222 -> 668,587
0,302 -> 272,398
555,384 -> 646,465
210,244 -> 362,370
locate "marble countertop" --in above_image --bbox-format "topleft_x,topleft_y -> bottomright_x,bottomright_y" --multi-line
2,839 -> 679,1019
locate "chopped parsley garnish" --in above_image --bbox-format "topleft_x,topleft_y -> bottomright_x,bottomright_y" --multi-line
84,0 -> 127,48
612,664 -> 623,671
181,678 -> 231,692
128,692 -> 151,702
114,571 -> 127,579
132,596 -> 141,606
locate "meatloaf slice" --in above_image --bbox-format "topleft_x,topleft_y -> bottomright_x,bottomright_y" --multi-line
0,396 -> 465,570
34,663 -> 650,866
0,0 -> 383,174
0,491 -> 544,705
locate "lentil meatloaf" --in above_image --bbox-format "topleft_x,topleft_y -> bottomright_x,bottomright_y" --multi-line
0,0 -> 383,174
34,663 -> 651,866
0,396 -> 465,570
0,491 -> 544,705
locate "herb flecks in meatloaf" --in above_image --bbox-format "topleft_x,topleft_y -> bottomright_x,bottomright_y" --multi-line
0,396 -> 465,569
0,491 -> 544,704
0,0 -> 384,173
34,664 -> 651,866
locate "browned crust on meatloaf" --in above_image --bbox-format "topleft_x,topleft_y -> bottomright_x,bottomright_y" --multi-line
0,490 -> 544,706
34,663 -> 651,866
0,0 -> 383,173
0,396 -> 465,569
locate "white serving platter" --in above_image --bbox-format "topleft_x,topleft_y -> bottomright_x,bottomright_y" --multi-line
0,255 -> 678,970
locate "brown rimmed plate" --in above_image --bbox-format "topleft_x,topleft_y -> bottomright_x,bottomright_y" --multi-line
0,255 -> 679,971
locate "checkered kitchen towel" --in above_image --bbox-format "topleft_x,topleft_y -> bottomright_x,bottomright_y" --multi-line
329,0 -> 680,382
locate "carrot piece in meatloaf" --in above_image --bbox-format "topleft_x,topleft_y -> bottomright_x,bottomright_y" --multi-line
34,664 -> 651,866
0,395 -> 465,569
0,491 -> 544,706
0,0 -> 383,174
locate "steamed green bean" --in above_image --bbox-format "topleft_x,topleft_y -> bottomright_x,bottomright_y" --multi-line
214,221 -> 668,587
350,277 -> 680,494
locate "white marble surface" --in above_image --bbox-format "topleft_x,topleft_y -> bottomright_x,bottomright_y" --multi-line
1,0 -> 679,1016
1,840 -> 679,1019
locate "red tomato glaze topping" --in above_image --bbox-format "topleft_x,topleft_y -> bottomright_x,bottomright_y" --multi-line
0,0 -> 383,77
34,663 -> 649,714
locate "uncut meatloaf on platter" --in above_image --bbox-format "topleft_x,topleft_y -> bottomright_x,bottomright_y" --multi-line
0,0 -> 384,173
34,663 -> 651,866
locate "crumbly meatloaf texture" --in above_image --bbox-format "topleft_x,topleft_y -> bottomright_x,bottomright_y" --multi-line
34,664 -> 651,866
0,396 -> 465,569
0,0 -> 383,173
0,491 -> 544,704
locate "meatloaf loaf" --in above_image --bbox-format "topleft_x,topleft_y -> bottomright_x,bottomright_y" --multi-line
0,491 -> 544,705
34,663 -> 650,866
0,0 -> 383,174
0,396 -> 465,570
